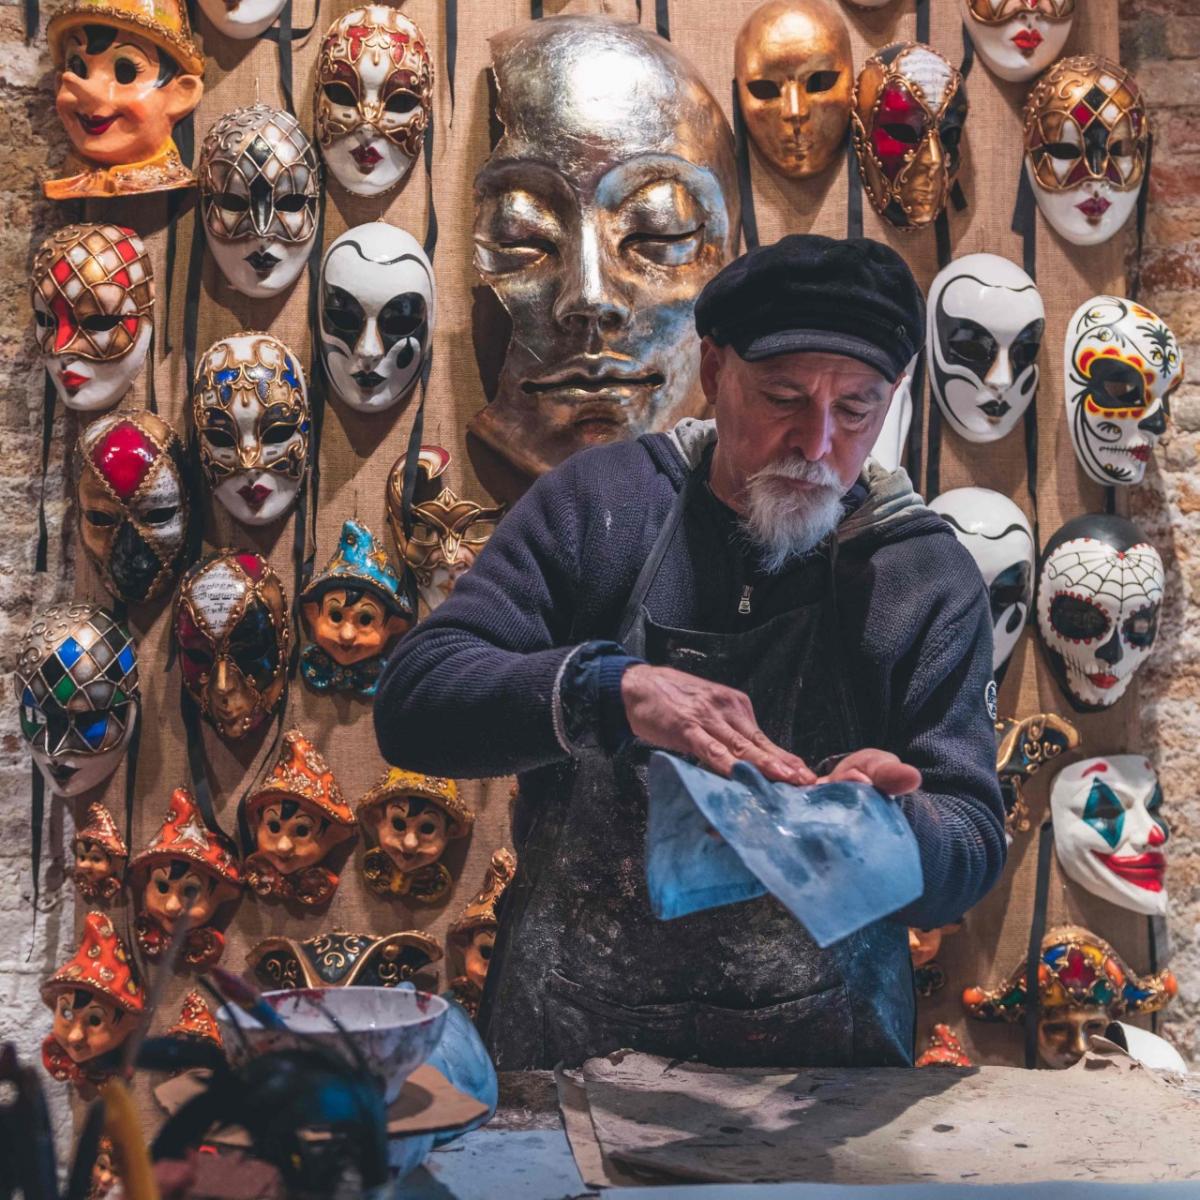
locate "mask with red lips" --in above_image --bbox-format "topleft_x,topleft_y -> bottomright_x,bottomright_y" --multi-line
962,0 -> 1075,83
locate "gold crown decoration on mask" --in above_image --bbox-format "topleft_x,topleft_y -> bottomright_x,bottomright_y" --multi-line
48,0 -> 205,76
995,712 -> 1081,835
449,847 -> 517,942
247,929 -> 443,990
358,766 -> 474,838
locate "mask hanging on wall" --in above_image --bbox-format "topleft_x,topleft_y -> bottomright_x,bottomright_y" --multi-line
314,5 -> 434,197
198,105 -> 321,299
193,331 -> 310,525
446,847 -> 516,1018
72,802 -> 128,903
196,0 -> 287,39
1036,514 -> 1163,712
1051,755 -> 1168,916
851,42 -> 968,231
318,222 -> 434,413
995,712 -> 1080,837
927,254 -> 1044,443
1023,56 -> 1149,247
168,990 -> 224,1052
961,0 -> 1075,83
1064,296 -> 1182,487
174,550 -> 290,739
14,604 -> 139,798
471,15 -> 739,488
733,0 -> 854,179
248,929 -> 442,990
45,0 -> 204,200
31,224 -> 154,412
386,447 -> 504,613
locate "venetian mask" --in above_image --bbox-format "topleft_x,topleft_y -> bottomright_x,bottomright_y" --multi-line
962,0 -> 1075,83
1036,514 -> 1163,712
471,15 -> 739,488
1023,56 -> 1149,247
72,802 -> 127,903
45,0 -> 204,200
198,105 -> 321,299
196,0 -> 287,39
387,447 -> 504,612
314,5 -> 434,197
851,42 -> 967,231
1051,756 -> 1168,917
995,712 -> 1080,836
927,254 -> 1044,444
174,550 -> 290,739
734,0 -> 853,179
928,488 -> 1034,675
1064,296 -> 1182,487
14,604 -> 139,798
249,929 -> 442,990
31,224 -> 154,412
447,848 -> 516,1014
193,332 -> 310,525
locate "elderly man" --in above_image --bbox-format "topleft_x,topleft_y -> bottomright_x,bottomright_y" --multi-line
375,235 -> 1006,1071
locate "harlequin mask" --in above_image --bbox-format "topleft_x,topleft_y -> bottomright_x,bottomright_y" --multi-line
174,550 -> 290,739
928,487 -> 1034,675
964,924 -> 1176,1068
1023,56 -> 1149,247
1051,756 -> 1168,917
45,0 -> 204,200
1064,296 -> 1182,487
193,332 -> 310,525
72,802 -> 127,903
927,254 -> 1044,443
314,5 -> 434,197
448,848 -> 516,1006
198,105 -> 321,299
249,929 -> 442,990
15,604 -> 139,798
1036,514 -> 1164,712
734,0 -> 853,179
962,0 -> 1075,83
387,447 -> 504,612
318,222 -> 434,413
196,0 -> 286,39
851,42 -> 967,231
31,224 -> 154,412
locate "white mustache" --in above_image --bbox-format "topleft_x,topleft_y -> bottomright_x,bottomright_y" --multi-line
748,456 -> 842,491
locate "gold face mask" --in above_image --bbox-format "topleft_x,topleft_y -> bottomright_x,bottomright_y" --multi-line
734,0 -> 853,179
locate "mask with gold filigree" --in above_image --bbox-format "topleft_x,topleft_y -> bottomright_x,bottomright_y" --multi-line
962,0 -> 1075,83
248,929 -> 442,990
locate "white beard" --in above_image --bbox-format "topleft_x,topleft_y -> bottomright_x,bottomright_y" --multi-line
741,457 -> 846,574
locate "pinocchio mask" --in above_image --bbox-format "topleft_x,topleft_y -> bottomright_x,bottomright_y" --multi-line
447,847 -> 516,1017
72,802 -> 127,903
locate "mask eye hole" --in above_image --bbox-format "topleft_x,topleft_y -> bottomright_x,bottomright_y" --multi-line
947,320 -> 997,367
202,428 -> 237,451
880,123 -> 921,145
1122,602 -> 1159,648
384,91 -> 419,115
1042,141 -> 1082,162
1049,592 -> 1109,643
66,54 -> 88,77
82,314 -> 122,333
1082,779 -> 1125,848
747,79 -> 780,101
85,509 -> 119,527
214,192 -> 249,213
261,421 -> 298,446
142,506 -> 179,525
323,82 -> 357,107
806,70 -> 840,94
113,56 -> 139,85
274,193 -> 310,214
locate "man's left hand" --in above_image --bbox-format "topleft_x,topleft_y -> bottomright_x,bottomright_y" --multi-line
818,749 -> 921,797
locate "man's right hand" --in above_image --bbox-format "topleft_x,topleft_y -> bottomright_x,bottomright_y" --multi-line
621,664 -> 815,785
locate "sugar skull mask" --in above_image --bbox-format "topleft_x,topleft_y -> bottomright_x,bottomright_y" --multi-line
447,848 -> 516,1017
929,488 -> 1034,676
318,222 -> 434,413
962,0 -> 1075,83
1023,56 -> 1149,247
314,5 -> 433,197
31,224 -> 154,412
196,0 -> 287,39
15,604 -> 139,798
851,42 -> 967,231
174,550 -> 290,739
1064,296 -> 1182,487
1051,756 -> 1168,917
928,254 -> 1044,443
198,105 -> 321,299
72,802 -> 128,903
193,332 -> 310,525
1036,514 -> 1164,712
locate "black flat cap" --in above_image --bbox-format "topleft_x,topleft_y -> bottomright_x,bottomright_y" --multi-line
694,234 -> 925,383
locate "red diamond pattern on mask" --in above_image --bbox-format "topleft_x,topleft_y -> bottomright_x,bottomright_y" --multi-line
93,420 -> 159,500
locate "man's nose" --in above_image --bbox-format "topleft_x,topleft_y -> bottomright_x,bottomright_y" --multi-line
787,402 -> 836,463
985,346 -> 1013,392
553,225 -> 632,337
782,80 -> 805,124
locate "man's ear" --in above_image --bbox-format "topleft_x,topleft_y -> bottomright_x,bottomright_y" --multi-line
699,336 -> 725,405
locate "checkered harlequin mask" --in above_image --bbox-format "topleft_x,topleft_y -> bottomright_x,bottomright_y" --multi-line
14,604 -> 140,797
961,0 -> 1075,83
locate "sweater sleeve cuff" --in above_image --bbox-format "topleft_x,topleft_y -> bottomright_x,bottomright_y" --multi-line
556,640 -> 644,756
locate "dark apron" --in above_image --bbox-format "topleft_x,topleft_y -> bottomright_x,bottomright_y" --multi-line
480,467 -> 914,1070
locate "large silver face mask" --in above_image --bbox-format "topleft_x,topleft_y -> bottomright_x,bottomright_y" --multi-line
470,16 -> 739,485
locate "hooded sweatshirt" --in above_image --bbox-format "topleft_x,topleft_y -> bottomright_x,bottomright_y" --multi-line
374,423 -> 1007,929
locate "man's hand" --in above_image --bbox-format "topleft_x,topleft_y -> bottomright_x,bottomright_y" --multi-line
621,664 -> 816,785
818,748 -> 922,796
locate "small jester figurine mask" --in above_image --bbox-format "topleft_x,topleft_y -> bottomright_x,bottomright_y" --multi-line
358,769 -> 473,904
242,728 -> 358,906
167,990 -> 223,1051
130,788 -> 242,968
447,848 -> 516,1017
72,802 -> 127,903
299,520 -> 413,696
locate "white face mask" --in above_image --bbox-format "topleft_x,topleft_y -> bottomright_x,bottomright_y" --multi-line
318,222 -> 434,413
928,254 -> 1044,444
196,0 -> 287,38
961,0 -> 1075,83
1051,756 -> 1168,916
928,488 -> 1034,675
1064,295 -> 1181,487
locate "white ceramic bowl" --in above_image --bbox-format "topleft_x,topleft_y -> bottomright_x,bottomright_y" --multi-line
216,986 -> 449,1105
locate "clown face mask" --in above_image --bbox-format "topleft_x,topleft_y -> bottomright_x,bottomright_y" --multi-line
734,0 -> 853,179
314,5 -> 433,197
31,224 -> 154,412
962,0 -> 1075,83
174,551 -> 290,739
1052,756 -> 1168,917
928,254 -> 1044,444
1024,56 -> 1149,247
851,42 -> 968,231
1036,514 -> 1164,712
196,0 -> 286,38
929,488 -> 1034,676
15,605 -> 139,798
1065,296 -> 1182,487
199,106 -> 321,299
194,332 -> 310,525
